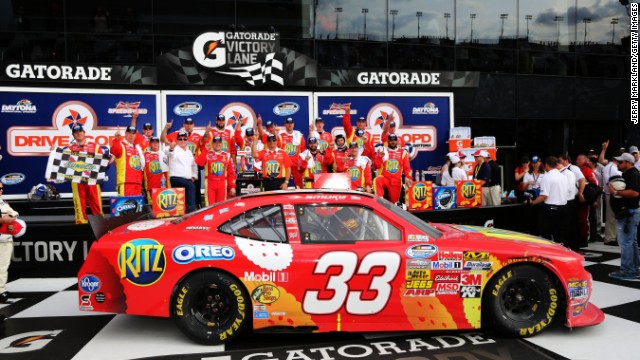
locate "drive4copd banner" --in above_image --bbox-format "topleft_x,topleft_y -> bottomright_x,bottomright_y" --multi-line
0,88 -> 160,198
314,92 -> 453,179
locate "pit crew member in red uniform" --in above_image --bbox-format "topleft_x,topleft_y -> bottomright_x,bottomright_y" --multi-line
342,141 -> 372,192
309,117 -> 333,153
331,134 -> 349,172
252,133 -> 291,191
196,135 -> 236,205
143,136 -> 168,203
278,117 -> 306,188
256,115 -> 282,148
202,114 -> 241,158
129,110 -> 154,152
299,137 -> 334,188
381,116 -> 406,148
111,126 -> 146,196
373,133 -> 412,203
342,103 -> 374,158
66,125 -> 105,224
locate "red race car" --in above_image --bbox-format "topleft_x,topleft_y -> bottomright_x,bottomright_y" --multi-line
78,190 -> 604,344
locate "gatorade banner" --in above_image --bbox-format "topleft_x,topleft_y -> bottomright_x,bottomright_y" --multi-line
314,92 -> 453,180
0,87 -> 161,198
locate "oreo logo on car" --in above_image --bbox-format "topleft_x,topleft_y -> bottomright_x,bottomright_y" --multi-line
172,244 -> 235,264
1,173 -> 26,185
273,102 -> 299,116
79,274 -> 101,293
173,102 -> 202,116
406,244 -> 438,259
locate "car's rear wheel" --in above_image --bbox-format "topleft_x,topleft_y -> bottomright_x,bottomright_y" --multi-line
483,265 -> 562,337
171,270 -> 250,344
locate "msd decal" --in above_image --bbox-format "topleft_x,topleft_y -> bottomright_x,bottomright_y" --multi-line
7,101 -> 116,156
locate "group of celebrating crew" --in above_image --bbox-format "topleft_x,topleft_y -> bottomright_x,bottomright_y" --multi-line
64,104 -> 414,224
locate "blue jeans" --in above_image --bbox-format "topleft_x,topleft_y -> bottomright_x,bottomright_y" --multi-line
170,176 -> 196,213
617,208 -> 640,275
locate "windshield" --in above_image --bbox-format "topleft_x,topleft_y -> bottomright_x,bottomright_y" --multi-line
376,197 -> 442,239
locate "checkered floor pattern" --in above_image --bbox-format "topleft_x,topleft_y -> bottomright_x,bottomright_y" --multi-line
0,243 -> 637,360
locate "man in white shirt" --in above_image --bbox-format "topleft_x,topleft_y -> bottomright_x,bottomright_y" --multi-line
630,146 -> 640,171
167,131 -> 198,212
530,156 -> 569,244
559,154 -> 585,251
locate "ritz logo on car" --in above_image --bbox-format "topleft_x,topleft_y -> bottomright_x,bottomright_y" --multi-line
157,189 -> 178,211
118,239 -> 166,286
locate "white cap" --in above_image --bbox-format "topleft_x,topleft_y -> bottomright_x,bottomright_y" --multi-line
473,149 -> 490,158
449,155 -> 461,163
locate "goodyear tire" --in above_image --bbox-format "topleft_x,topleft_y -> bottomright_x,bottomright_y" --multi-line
483,265 -> 562,337
171,270 -> 250,344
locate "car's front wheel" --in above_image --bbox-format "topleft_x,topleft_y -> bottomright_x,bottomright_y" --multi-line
483,265 -> 562,337
171,270 -> 250,344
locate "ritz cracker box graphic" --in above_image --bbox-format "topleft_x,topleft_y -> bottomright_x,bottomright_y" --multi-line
0,87 -> 160,198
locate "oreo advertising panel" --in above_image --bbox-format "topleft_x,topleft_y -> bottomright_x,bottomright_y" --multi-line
0,87 -> 160,198
314,93 -> 453,180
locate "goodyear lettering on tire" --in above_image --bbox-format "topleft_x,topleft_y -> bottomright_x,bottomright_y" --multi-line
219,284 -> 246,341
518,288 -> 558,336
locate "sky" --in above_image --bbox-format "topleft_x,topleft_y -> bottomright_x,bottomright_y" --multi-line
314,0 -> 631,44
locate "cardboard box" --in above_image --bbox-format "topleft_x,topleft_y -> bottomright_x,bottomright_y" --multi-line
110,196 -> 146,217
151,188 -> 185,218
405,181 -> 433,211
433,186 -> 457,210
456,180 -> 482,208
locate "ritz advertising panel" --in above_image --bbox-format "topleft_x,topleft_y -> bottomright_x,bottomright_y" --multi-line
0,87 -> 161,198
162,90 -> 313,139
314,92 -> 453,180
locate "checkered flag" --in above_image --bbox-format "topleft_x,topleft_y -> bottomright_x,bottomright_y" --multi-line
280,49 -> 318,86
163,49 -> 212,85
45,148 -> 110,185
217,53 -> 284,86
111,65 -> 157,85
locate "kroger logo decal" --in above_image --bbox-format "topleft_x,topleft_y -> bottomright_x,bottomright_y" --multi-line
172,244 -> 235,264
80,275 -> 101,293
174,102 -> 202,116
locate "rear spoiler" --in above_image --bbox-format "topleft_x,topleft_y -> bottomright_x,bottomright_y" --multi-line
88,209 -> 155,240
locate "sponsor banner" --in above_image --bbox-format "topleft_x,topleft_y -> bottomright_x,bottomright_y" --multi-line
0,87 -> 160,198
162,91 -> 312,140
1,63 -> 157,84
314,93 -> 452,181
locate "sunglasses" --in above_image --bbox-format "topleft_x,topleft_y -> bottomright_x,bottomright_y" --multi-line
177,137 -> 188,141
267,139 -> 277,142
0,187 -> 4,190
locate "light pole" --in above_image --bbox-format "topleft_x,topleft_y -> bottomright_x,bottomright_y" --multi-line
583,18 -> 591,44
362,8 -> 368,40
470,13 -> 476,42
444,12 -> 451,39
390,9 -> 398,40
416,11 -> 423,39
335,7 -> 342,40
525,15 -> 532,38
611,18 -> 619,44
500,14 -> 508,39
554,16 -> 564,45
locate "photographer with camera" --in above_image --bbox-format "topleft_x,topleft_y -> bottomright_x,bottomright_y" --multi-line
607,153 -> 640,280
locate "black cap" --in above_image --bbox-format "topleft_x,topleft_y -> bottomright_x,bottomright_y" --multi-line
357,116 -> 366,122
184,118 -> 194,124
531,155 -> 540,163
143,122 -> 153,129
150,136 -> 160,142
349,141 -> 359,148
521,155 -> 530,163
315,117 -> 324,123
126,126 -> 137,133
335,134 -> 345,142
71,124 -> 84,133
212,135 -> 222,142
245,128 -> 255,136
308,136 -> 318,143
388,134 -> 398,141
216,114 -> 225,121
265,120 -> 274,127
355,129 -> 365,137
267,133 -> 277,141
389,121 -> 396,127
178,131 -> 188,137
285,117 -> 294,123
